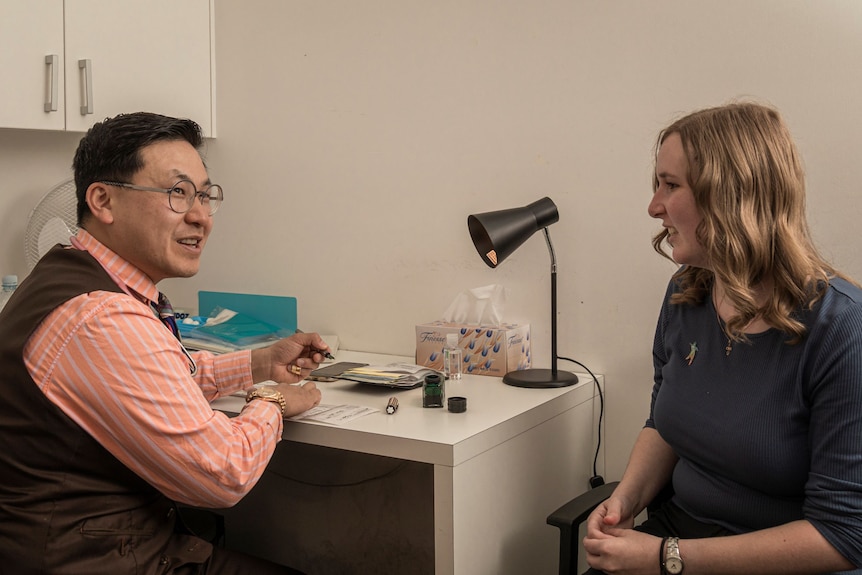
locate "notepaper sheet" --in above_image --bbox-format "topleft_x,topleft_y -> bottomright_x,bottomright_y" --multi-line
289,404 -> 378,425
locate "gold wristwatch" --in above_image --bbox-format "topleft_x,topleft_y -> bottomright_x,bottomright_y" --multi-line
245,386 -> 286,416
662,537 -> 684,575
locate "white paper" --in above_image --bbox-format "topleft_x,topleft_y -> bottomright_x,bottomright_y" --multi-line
290,404 -> 378,425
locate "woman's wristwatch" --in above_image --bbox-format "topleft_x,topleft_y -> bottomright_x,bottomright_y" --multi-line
661,537 -> 684,575
246,386 -> 286,416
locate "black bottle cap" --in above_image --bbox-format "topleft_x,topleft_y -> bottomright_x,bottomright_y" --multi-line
448,396 -> 467,413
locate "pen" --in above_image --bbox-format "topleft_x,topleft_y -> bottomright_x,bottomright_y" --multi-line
294,329 -> 336,360
386,397 -> 399,415
315,349 -> 336,360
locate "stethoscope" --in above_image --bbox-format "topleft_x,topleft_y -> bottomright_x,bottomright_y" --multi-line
180,342 -> 198,376
150,303 -> 198,376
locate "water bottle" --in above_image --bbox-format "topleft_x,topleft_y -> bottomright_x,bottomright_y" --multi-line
0,275 -> 18,313
443,332 -> 463,380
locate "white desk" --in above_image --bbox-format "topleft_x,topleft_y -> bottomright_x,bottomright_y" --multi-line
212,350 -> 603,575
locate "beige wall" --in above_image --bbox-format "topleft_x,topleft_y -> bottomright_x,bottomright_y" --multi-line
1,0 -> 861,481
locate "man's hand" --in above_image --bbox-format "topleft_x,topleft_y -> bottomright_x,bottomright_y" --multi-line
271,380 -> 322,417
251,332 -> 331,384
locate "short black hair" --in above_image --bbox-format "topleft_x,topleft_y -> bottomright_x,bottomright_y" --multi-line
72,112 -> 203,225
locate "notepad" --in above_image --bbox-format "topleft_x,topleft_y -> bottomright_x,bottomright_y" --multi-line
338,363 -> 441,389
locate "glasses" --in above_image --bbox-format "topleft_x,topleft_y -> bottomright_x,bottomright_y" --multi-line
100,179 -> 223,216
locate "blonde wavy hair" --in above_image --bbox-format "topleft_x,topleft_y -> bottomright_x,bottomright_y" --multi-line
651,102 -> 845,343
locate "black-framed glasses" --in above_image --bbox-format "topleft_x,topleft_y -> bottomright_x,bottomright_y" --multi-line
100,180 -> 223,216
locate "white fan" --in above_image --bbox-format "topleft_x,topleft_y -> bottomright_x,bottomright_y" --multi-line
24,179 -> 79,271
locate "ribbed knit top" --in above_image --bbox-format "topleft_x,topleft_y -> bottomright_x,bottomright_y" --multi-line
649,276 -> 862,572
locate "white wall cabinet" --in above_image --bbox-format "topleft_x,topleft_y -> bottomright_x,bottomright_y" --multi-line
0,1 -> 66,131
0,0 -> 215,136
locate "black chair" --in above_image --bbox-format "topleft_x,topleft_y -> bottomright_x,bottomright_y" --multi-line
547,481 -> 620,575
547,481 -> 675,575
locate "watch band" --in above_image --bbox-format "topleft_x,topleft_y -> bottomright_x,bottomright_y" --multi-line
663,536 -> 684,574
660,537 -> 668,575
246,388 -> 286,416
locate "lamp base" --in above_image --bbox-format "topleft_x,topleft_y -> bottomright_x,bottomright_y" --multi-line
502,368 -> 579,388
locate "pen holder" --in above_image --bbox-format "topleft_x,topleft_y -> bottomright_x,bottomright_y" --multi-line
422,373 -> 445,408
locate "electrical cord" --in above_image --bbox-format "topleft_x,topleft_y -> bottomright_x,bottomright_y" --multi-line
558,355 -> 605,487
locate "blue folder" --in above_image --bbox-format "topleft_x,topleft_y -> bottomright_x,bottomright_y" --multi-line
197,291 -> 298,333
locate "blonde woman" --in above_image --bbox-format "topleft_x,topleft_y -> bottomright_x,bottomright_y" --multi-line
584,103 -> 862,574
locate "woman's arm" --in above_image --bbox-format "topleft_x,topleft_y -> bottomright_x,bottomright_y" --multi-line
584,518 -> 853,575
583,427 -> 678,572
611,427 -> 678,519
678,520 -> 854,574
585,427 -> 676,543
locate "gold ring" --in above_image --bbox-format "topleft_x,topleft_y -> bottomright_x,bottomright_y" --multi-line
290,364 -> 302,376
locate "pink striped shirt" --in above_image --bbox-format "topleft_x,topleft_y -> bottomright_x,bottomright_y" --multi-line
24,230 -> 283,508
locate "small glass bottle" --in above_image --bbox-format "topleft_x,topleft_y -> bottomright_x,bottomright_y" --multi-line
0,275 -> 18,313
443,333 -> 463,380
422,373 -> 445,408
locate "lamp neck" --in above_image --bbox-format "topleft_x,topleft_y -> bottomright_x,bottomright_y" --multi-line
543,228 -> 557,273
543,227 -> 559,376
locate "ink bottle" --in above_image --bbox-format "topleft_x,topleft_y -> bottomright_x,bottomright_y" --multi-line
443,333 -> 462,380
422,373 -> 445,408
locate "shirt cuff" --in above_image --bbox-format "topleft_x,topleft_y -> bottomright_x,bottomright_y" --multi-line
240,395 -> 284,441
211,349 -> 255,396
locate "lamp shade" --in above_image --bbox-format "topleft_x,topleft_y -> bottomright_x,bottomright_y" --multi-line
467,197 -> 559,268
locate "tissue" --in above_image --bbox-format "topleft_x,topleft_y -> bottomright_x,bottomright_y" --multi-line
416,285 -> 531,378
441,284 -> 506,325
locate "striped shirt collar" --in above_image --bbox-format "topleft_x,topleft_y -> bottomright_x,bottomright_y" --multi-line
72,229 -> 159,306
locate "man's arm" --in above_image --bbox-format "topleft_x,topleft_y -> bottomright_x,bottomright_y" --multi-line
26,293 -> 283,508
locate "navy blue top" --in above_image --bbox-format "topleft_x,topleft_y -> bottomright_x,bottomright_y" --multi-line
649,276 -> 862,571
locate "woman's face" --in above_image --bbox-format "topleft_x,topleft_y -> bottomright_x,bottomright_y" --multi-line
648,133 -> 707,268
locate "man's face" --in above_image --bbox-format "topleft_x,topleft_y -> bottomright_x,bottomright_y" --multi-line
106,140 -> 214,283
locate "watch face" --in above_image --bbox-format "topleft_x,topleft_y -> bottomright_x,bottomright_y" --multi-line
667,557 -> 683,574
256,387 -> 279,399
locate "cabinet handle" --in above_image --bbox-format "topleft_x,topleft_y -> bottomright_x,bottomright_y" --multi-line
78,59 -> 93,115
44,54 -> 59,112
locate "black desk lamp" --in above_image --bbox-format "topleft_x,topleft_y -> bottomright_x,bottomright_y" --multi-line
467,197 -> 578,388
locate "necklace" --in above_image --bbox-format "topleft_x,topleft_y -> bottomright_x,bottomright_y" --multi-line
713,292 -> 733,357
722,330 -> 733,356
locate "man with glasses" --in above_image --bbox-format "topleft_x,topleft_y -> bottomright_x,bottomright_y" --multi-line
0,112 -> 327,574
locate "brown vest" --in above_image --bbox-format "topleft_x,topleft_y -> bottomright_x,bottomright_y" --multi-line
0,245 -> 211,574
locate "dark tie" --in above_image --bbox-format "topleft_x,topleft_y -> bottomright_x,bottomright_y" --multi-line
154,292 -> 181,341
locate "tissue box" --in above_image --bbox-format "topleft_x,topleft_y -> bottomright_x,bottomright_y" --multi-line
415,321 -> 531,377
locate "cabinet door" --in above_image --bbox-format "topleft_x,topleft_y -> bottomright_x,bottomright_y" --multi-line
0,0 -> 66,130
64,0 -> 215,136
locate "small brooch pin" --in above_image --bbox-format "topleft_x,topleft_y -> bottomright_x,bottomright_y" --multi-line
685,342 -> 698,366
